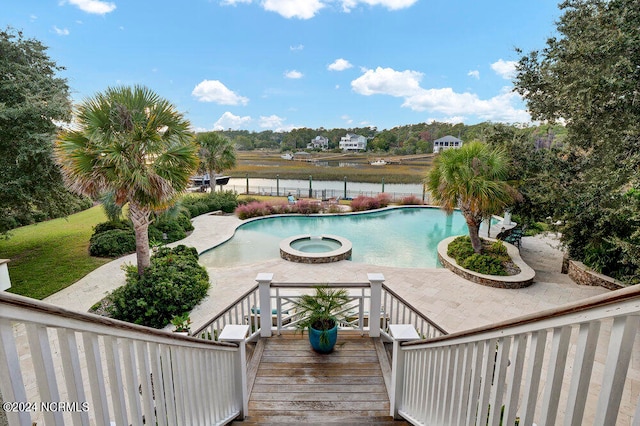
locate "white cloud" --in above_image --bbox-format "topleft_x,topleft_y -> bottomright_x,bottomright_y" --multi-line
341,0 -> 418,12
66,0 -> 116,15
30,15 -> 38,21
467,70 -> 480,79
213,112 -> 252,130
328,58 -> 353,71
351,66 -> 530,123
259,115 -> 285,128
290,44 -> 304,51
262,0 -> 324,19
53,26 -> 70,36
351,67 -> 423,97
491,59 -> 517,80
192,80 -> 249,105
284,70 -> 303,79
259,115 -> 298,131
427,116 -> 466,124
341,114 -> 353,124
223,0 -> 417,18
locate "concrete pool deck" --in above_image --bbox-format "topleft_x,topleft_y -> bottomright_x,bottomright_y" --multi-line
45,212 -> 610,334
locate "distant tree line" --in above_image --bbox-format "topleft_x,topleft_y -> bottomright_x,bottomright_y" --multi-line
216,121 -> 567,155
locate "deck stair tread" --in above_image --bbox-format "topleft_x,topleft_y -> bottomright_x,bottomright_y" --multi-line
232,331 -> 409,425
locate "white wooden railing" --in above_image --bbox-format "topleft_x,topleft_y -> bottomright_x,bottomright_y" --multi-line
0,291 -> 246,426
192,273 -> 447,341
390,284 -> 640,425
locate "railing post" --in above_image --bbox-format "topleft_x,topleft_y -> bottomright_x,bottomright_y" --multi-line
219,324 -> 250,420
367,273 -> 384,337
256,273 -> 273,337
388,324 -> 420,419
0,259 -> 11,291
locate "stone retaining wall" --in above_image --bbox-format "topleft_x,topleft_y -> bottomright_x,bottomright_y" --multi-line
566,260 -> 624,291
437,236 -> 535,289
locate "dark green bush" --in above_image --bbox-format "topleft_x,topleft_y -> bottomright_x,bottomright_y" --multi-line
447,236 -> 476,263
176,212 -> 194,232
181,191 -> 239,217
488,240 -> 509,261
89,229 -> 136,257
93,220 -> 131,235
149,217 -> 187,243
91,212 -> 194,257
447,236 -> 510,275
107,245 -> 210,328
462,254 -> 507,276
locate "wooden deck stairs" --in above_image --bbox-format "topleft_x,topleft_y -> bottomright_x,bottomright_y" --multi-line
232,331 -> 409,425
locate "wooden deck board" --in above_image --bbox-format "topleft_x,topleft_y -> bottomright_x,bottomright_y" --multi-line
237,333 -> 408,423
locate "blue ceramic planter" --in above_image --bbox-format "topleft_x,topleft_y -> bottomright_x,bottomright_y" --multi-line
308,324 -> 338,354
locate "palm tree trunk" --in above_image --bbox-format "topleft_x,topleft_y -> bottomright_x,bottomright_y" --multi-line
129,202 -> 152,275
467,221 -> 483,253
462,208 -> 483,254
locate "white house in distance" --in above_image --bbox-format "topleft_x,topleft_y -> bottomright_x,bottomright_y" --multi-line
433,135 -> 463,153
308,135 -> 329,150
339,133 -> 367,151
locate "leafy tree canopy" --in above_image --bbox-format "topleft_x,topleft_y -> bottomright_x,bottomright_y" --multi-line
0,27 -> 88,234
514,0 -> 640,284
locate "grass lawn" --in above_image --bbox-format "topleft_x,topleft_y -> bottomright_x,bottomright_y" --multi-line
0,205 -> 110,300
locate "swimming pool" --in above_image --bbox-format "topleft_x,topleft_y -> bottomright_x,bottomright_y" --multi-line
200,207 -> 481,269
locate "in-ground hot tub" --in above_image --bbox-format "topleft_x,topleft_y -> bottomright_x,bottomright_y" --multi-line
280,234 -> 352,264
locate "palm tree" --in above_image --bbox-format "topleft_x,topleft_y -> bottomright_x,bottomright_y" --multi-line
196,132 -> 237,192
55,85 -> 199,274
426,141 -> 518,253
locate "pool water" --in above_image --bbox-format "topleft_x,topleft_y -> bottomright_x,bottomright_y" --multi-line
290,237 -> 342,253
200,207 -> 481,269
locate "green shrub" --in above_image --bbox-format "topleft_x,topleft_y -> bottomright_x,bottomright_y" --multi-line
488,240 -> 509,260
181,191 -> 239,217
107,245 -> 210,328
524,222 -> 547,236
89,229 -> 136,257
93,220 -> 131,235
176,212 -> 194,232
447,236 -> 510,275
462,254 -> 507,276
447,236 -> 475,263
90,212 -> 194,257
149,217 -> 187,243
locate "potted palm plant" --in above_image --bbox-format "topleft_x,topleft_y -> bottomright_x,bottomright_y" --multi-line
171,313 -> 191,335
292,286 -> 351,354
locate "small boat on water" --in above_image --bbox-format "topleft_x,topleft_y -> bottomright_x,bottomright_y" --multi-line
189,174 -> 231,190
370,159 -> 387,166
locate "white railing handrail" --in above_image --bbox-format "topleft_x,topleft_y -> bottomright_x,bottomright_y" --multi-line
192,283 -> 260,339
402,283 -> 640,348
193,274 -> 448,343
0,291 -> 237,349
270,281 -> 377,288
0,291 -> 245,426
381,284 -> 447,338
390,285 -> 640,425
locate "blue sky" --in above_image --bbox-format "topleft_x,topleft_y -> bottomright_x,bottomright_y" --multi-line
3,0 -> 561,132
